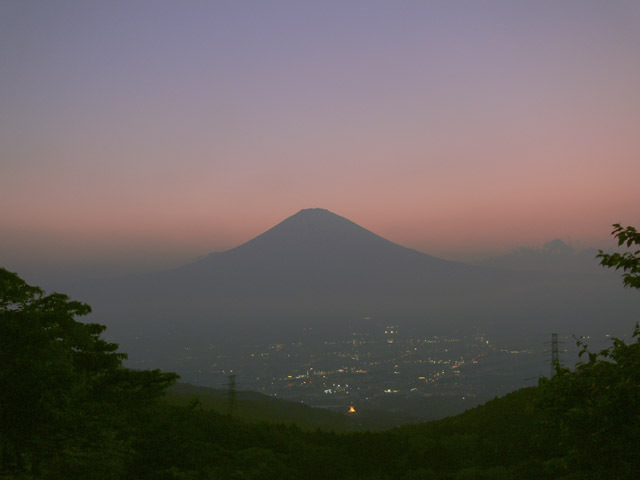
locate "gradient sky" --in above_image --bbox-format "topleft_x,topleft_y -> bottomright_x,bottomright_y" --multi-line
2,0 -> 640,279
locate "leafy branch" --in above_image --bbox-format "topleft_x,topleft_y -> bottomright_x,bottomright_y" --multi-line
596,223 -> 640,289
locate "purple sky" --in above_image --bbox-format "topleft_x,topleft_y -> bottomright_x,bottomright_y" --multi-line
2,1 -> 639,279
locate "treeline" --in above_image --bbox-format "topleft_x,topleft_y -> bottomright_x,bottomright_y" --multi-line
2,267 -> 639,479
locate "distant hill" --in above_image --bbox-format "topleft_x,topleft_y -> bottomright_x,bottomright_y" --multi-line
72,208 -> 639,342
165,382 -> 418,431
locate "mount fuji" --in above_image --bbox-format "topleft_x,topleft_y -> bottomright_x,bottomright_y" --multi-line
73,209 -> 638,341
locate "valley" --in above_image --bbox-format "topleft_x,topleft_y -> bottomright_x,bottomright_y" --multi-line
120,322 -> 613,422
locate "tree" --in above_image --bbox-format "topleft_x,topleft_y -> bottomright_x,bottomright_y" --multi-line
0,268 -> 178,477
596,223 -> 640,289
535,224 -> 640,479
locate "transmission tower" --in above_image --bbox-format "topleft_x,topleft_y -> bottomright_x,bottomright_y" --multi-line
551,333 -> 560,377
226,374 -> 237,417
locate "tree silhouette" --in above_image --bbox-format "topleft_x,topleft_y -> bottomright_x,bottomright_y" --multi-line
0,268 -> 178,476
597,223 -> 640,289
535,224 -> 640,479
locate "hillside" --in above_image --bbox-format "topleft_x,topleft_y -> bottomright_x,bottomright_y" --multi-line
166,383 -> 422,431
166,383 -> 359,431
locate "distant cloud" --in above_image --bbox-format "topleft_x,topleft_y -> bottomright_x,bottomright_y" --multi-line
477,239 -> 601,274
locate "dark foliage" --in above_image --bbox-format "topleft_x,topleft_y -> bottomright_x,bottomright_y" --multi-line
536,325 -> 640,479
0,268 -> 178,478
597,223 -> 640,289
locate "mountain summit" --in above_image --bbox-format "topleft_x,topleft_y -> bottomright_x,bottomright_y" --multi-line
243,208 -> 381,251
195,208 -> 449,273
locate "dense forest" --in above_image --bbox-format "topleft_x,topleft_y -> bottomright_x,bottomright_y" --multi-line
1,225 -> 639,479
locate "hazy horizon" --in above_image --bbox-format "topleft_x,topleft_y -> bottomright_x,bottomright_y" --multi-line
2,1 -> 639,283
0,207 -> 617,285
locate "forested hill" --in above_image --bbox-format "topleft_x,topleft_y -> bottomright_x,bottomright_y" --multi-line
165,382 -> 414,432
103,362 -> 640,479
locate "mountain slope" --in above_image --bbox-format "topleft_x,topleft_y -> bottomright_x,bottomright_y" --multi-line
175,208 -> 471,296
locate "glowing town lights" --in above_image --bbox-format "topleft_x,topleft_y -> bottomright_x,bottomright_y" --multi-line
347,406 -> 356,414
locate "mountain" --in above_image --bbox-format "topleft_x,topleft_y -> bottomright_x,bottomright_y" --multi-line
73,208 -> 638,343
174,207 -> 472,298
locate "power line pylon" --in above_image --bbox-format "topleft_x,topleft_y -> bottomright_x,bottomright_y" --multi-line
226,373 -> 237,416
551,333 -> 560,377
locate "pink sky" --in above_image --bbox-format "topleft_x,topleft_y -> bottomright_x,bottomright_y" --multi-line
1,1 -> 639,278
